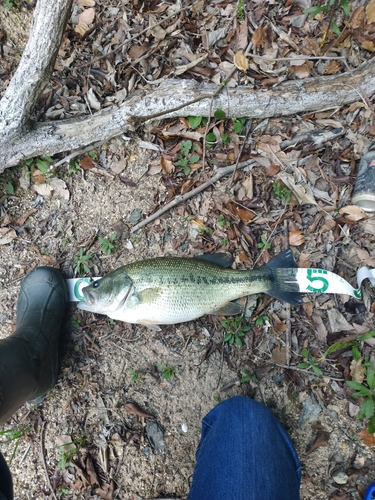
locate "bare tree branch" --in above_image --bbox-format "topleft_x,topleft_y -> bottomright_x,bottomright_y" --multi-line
0,0 -> 73,140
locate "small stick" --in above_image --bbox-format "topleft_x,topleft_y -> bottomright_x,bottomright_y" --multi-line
130,160 -> 258,233
40,422 -> 58,500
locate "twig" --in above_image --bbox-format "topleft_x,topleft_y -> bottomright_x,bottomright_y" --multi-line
40,422 -> 58,500
76,5 -> 191,69
272,363 -> 344,381
130,160 -> 258,233
229,122 -> 252,186
51,140 -> 106,170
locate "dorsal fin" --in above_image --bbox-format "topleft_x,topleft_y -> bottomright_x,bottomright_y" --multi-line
194,253 -> 233,268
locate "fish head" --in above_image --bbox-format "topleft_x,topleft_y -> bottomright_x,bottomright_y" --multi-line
78,269 -> 133,314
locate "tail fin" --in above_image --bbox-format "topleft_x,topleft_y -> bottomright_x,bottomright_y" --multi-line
264,250 -> 301,305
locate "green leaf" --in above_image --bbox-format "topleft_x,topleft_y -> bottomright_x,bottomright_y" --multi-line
360,398 -> 375,419
4,182 -> 14,194
214,109 -> 225,120
232,119 -> 243,134
302,5 -> 328,17
223,333 -> 232,342
190,155 -> 200,163
206,132 -> 217,143
297,362 -> 310,369
347,380 -> 369,392
367,366 -> 375,391
312,365 -> 323,376
360,331 -> 375,341
180,140 -> 192,154
235,336 -> 243,346
352,346 -> 361,361
301,348 -> 309,358
369,416 -> 375,434
188,116 -> 203,130
330,21 -> 341,36
340,0 -> 350,17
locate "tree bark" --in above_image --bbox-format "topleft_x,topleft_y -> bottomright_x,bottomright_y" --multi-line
0,0 -> 73,144
0,0 -> 374,172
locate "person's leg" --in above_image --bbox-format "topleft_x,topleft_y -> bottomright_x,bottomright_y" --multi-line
0,267 -> 68,424
188,395 -> 301,500
0,452 -> 12,500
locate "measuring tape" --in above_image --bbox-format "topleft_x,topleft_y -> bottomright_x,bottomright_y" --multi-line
66,267 -> 375,303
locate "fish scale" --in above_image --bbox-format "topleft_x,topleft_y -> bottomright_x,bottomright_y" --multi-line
77,250 -> 301,330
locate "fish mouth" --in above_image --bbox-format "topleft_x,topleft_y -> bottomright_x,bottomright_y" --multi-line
82,288 -> 97,305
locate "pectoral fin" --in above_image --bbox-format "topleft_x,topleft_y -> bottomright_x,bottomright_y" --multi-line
137,287 -> 163,304
137,320 -> 161,331
213,301 -> 242,316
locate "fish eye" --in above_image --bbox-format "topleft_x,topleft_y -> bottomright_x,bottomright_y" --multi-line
92,281 -> 100,289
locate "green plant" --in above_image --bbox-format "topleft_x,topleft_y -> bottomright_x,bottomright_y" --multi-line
0,426 -> 30,465
217,214 -> 230,228
347,356 -> 375,433
232,118 -> 245,134
221,316 -> 250,346
71,315 -> 81,328
4,182 -> 14,194
129,368 -> 142,384
175,140 -> 201,175
74,248 -> 93,275
157,364 -> 178,382
257,235 -> 271,250
99,233 -> 117,255
221,238 -> 228,246
69,160 -> 81,174
35,155 -> 54,175
88,151 -> 98,159
303,0 -> 350,37
298,348 -> 323,376
236,0 -> 245,19
57,438 -> 84,469
255,315 -> 269,327
188,116 -> 208,130
321,331 -> 375,360
240,369 -> 258,383
273,181 -> 292,204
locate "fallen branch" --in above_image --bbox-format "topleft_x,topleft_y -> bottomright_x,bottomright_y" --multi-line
1,0 -> 375,172
130,160 -> 258,233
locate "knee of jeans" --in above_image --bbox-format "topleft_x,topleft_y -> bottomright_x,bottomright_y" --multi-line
217,395 -> 276,423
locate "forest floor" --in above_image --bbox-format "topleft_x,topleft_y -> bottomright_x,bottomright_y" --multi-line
1,0 -> 375,499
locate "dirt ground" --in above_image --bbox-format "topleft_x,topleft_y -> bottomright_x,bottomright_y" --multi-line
1,1 -> 375,500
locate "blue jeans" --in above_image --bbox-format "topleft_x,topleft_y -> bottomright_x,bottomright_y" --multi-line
188,396 -> 301,500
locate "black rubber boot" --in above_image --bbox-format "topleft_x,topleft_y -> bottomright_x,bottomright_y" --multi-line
0,267 -> 68,425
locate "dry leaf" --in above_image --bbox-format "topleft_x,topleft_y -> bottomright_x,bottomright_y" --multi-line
161,155 -> 175,174
78,0 -> 95,6
80,156 -> 95,170
252,26 -> 267,48
324,61 -> 341,75
361,40 -> 375,52
338,205 -> 366,222
350,357 -> 365,383
358,428 -> 375,446
74,21 -> 89,36
79,7 -> 95,25
306,429 -> 330,454
366,0 -> 375,23
265,164 -> 280,176
124,402 -> 155,419
233,51 -> 249,72
291,63 -> 312,79
129,43 -> 150,59
271,346 -> 287,365
0,227 -> 17,245
289,230 -> 305,246
33,178 -> 70,202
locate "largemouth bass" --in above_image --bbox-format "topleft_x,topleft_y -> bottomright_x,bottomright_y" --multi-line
77,250 -> 301,330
